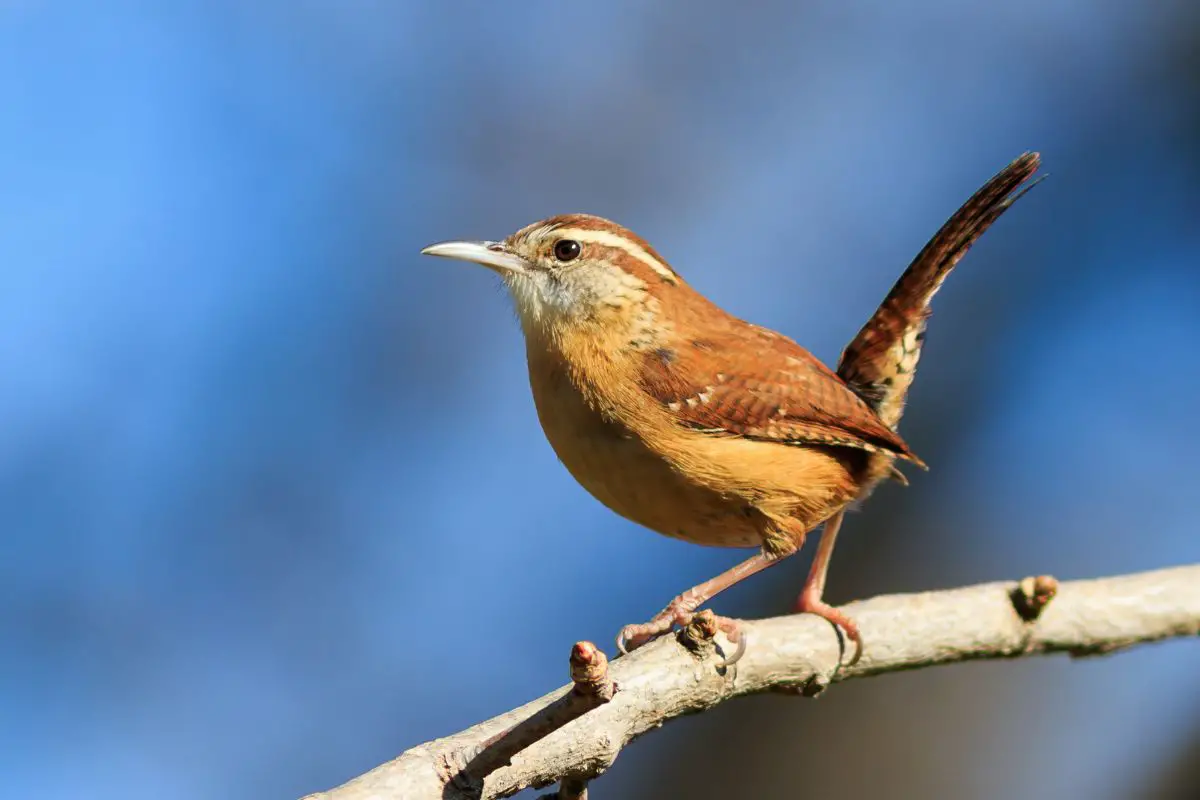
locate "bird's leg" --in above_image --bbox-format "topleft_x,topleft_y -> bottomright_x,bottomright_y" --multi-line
793,511 -> 863,665
617,551 -> 782,659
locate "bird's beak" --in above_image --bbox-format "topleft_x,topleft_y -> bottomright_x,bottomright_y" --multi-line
420,240 -> 529,275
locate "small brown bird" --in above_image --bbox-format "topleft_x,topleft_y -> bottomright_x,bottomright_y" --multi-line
422,153 -> 1041,664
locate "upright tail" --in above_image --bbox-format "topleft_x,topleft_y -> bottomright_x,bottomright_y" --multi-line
838,153 -> 1042,438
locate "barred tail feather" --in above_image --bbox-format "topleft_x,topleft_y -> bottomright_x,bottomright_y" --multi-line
838,152 -> 1042,433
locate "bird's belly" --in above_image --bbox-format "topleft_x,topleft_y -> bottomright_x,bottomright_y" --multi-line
529,372 -> 760,549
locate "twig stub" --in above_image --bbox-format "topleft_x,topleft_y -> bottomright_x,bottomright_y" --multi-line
570,641 -> 616,700
1012,574 -> 1059,621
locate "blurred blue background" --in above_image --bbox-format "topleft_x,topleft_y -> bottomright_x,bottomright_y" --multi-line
2,2 -> 1199,798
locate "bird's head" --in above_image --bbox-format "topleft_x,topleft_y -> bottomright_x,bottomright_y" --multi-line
421,214 -> 687,342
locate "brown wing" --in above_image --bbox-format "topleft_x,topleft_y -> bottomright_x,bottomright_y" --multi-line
639,324 -> 926,466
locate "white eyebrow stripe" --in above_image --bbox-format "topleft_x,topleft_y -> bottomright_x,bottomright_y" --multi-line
553,227 -> 678,283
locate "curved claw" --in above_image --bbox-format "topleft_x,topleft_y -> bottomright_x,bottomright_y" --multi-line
615,620 -> 668,656
842,620 -> 863,668
616,602 -> 689,656
796,594 -> 864,668
714,628 -> 748,668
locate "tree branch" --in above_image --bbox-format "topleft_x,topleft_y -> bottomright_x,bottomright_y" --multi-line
302,565 -> 1200,800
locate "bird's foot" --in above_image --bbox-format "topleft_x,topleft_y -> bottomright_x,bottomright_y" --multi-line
617,601 -> 747,665
616,601 -> 693,655
794,590 -> 862,666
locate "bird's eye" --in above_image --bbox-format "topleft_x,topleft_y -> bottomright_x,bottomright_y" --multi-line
553,239 -> 581,262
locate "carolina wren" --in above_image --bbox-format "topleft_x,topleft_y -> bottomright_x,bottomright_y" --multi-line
422,153 -> 1041,664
